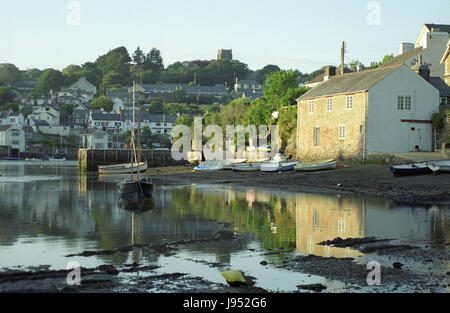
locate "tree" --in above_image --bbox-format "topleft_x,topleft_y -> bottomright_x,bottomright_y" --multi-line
175,114 -> 193,127
149,99 -> 164,114
255,65 -> 281,84
263,70 -> 300,108
25,68 -> 43,81
133,47 -> 145,65
246,97 -> 274,127
173,88 -> 186,103
219,98 -> 251,126
143,48 -> 164,72
32,69 -> 65,98
90,96 -> 114,112
0,64 -> 22,84
0,86 -> 16,106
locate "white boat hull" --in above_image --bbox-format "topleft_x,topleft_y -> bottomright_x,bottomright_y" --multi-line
99,162 -> 148,175
295,160 -> 337,172
427,160 -> 450,173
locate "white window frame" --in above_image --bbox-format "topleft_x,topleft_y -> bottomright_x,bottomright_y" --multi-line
339,125 -> 346,140
313,126 -> 320,146
397,96 -> 412,111
346,96 -> 353,110
308,100 -> 314,114
326,98 -> 333,112
440,97 -> 447,105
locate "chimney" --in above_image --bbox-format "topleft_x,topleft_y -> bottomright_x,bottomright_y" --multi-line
324,66 -> 336,78
412,54 -> 430,81
400,43 -> 414,54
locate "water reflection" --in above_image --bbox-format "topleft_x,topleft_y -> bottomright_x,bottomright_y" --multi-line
0,161 -> 447,272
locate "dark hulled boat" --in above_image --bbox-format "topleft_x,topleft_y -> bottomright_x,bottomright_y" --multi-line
390,162 -> 432,176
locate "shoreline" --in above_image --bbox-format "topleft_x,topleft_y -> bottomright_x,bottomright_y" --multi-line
144,163 -> 450,208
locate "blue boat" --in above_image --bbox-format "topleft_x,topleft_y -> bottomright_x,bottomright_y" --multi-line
3,157 -> 22,161
390,162 -> 432,176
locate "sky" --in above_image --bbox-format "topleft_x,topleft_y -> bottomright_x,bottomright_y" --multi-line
1,0 -> 449,74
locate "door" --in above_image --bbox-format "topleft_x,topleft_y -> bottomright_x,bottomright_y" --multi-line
409,125 -> 431,152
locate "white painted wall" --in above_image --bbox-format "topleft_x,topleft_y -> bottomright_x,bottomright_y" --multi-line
367,65 -> 439,153
0,127 -> 25,152
398,32 -> 449,77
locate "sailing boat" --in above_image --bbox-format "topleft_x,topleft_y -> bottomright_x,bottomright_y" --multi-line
118,81 -> 154,200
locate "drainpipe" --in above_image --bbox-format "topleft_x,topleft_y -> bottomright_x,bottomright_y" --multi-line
363,92 -> 367,162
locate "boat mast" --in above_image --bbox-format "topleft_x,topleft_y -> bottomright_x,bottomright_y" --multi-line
131,81 -> 137,181
137,97 -> 142,181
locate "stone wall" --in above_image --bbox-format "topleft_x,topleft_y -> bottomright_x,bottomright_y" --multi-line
78,149 -> 185,171
297,92 -> 366,161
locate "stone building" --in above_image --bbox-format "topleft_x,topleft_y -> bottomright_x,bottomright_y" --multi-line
296,64 -> 439,160
217,49 -> 233,60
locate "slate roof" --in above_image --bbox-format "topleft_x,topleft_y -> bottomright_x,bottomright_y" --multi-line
0,125 -> 14,132
0,111 -> 10,119
121,110 -> 178,123
381,46 -> 423,68
307,67 -> 353,85
429,77 -> 450,97
424,24 -> 450,34
91,113 -> 123,121
298,64 -> 402,100
32,119 -> 50,126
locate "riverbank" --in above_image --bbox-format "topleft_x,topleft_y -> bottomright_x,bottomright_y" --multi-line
145,163 -> 450,207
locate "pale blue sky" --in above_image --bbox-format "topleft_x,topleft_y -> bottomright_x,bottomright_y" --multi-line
1,0 -> 449,73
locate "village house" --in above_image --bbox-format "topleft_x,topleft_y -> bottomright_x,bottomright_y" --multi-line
382,24 -> 449,77
0,125 -> 26,153
88,111 -> 123,133
79,129 -> 122,150
73,103 -> 90,129
120,108 -> 177,135
234,78 -> 264,100
0,111 -> 24,128
62,77 -> 97,95
441,40 -> 450,87
296,64 -> 439,161
27,106 -> 60,126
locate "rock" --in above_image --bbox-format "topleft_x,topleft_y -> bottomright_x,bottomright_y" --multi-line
260,261 -> 268,266
297,283 -> 327,292
393,262 -> 404,269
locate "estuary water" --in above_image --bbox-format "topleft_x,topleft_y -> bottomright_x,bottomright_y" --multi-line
0,161 -> 448,292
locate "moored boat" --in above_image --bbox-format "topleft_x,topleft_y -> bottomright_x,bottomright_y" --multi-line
222,159 -> 247,170
118,177 -> 154,199
232,162 -> 262,172
260,161 -> 299,172
390,162 -> 432,176
99,161 -> 148,175
427,160 -> 450,174
294,159 -> 337,172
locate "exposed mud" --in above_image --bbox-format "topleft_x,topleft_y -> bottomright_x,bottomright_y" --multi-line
145,164 -> 450,207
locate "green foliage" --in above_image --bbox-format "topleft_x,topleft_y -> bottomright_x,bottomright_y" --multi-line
149,99 -> 164,114
41,137 -> 59,148
173,88 -> 186,103
277,106 -> 297,143
90,96 -> 114,112
432,113 -> 444,129
370,54 -> 394,69
0,64 -> 22,84
263,70 -> 299,108
176,114 -> 193,127
32,69 -> 65,98
0,86 -> 16,106
219,98 -> 251,126
246,97 -> 274,127
255,64 -> 281,84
